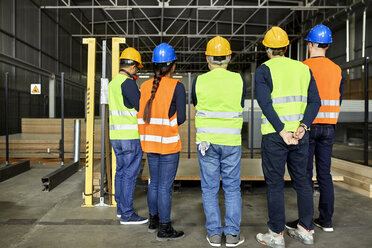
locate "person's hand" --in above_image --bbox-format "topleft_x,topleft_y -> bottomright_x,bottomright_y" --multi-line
279,129 -> 298,145
293,124 -> 307,140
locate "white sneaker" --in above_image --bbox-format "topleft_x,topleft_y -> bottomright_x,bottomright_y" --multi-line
287,224 -> 314,245
256,228 -> 285,248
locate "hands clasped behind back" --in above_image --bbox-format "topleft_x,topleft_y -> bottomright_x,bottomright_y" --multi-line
279,126 -> 307,145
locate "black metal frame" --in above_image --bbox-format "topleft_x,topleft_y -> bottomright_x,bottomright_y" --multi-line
0,160 -> 30,182
340,57 -> 371,166
41,161 -> 80,191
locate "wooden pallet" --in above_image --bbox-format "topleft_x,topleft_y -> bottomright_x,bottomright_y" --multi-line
141,158 -> 344,181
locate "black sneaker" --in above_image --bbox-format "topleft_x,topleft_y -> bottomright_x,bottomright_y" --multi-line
156,222 -> 185,241
314,218 -> 334,232
285,219 -> 299,230
148,214 -> 159,233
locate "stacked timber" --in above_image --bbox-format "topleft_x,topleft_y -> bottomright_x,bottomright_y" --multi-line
0,118 -> 104,159
332,158 -> 372,198
179,104 -> 197,154
93,165 -> 105,198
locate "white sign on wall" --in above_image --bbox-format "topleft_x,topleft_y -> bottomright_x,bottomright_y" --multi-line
31,84 -> 41,95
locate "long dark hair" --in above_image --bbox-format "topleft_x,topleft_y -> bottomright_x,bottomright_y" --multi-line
143,62 -> 175,124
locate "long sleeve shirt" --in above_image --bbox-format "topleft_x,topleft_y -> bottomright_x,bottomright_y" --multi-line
169,82 -> 186,126
121,78 -> 140,111
255,64 -> 321,132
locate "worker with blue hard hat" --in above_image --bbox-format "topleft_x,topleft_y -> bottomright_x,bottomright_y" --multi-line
286,24 -> 345,233
305,24 -> 333,44
137,43 -> 186,241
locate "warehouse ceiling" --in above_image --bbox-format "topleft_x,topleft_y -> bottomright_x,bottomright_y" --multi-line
40,0 -> 368,72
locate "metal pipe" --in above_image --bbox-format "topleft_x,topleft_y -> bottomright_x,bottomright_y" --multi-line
250,72 -> 254,159
98,40 -> 108,206
364,57 -> 369,166
188,72 -> 191,159
362,8 -> 366,59
346,15 -> 350,63
5,72 -> 9,166
49,75 -> 56,118
73,120 -> 81,163
61,72 -> 65,166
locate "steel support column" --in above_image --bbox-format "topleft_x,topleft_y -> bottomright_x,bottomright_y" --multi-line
111,37 -> 126,206
82,38 -> 96,207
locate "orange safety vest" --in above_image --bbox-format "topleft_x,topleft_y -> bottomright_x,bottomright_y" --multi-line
303,57 -> 342,124
137,77 -> 182,154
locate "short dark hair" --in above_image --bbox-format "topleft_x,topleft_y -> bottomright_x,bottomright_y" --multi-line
266,46 -> 287,56
212,56 -> 228,62
120,59 -> 139,68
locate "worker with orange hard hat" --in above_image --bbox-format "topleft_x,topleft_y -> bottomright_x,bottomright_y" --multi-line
192,36 -> 246,247
108,47 -> 147,225
255,27 -> 321,248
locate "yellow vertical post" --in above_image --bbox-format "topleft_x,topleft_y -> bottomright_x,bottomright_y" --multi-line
82,38 -> 96,207
111,37 -> 126,206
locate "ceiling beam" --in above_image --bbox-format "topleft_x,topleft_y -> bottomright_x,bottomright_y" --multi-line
41,5 -> 347,10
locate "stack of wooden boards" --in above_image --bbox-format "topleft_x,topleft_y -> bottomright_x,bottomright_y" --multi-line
179,105 -> 197,154
332,158 -> 372,198
0,118 -> 102,159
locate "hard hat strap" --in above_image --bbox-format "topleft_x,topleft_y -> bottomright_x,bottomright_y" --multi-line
119,69 -> 137,80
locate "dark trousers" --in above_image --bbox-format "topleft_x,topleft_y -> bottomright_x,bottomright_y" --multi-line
261,132 -> 314,233
307,124 -> 335,225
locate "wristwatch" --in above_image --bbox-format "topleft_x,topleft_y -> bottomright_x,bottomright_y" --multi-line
299,123 -> 309,132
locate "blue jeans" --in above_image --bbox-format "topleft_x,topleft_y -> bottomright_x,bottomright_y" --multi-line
261,132 -> 314,233
197,144 -> 242,236
307,124 -> 335,225
110,139 -> 143,218
147,152 -> 180,223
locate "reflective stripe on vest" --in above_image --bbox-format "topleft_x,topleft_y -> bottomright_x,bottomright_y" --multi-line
315,112 -> 339,119
272,95 -> 307,105
261,57 -> 310,135
196,127 -> 241,135
321,100 -> 339,106
303,57 -> 342,124
110,124 -> 138,130
137,117 -> 178,127
108,74 -> 139,140
109,110 -> 138,117
140,134 -> 180,144
137,77 -> 182,154
196,110 -> 242,118
195,68 -> 243,146
261,113 -> 304,125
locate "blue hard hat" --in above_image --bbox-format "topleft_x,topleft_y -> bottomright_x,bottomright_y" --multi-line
152,43 -> 177,63
305,24 -> 332,44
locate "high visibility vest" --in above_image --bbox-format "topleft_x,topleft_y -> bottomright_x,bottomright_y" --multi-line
137,77 -> 181,154
108,74 -> 139,140
261,57 -> 310,135
195,68 -> 243,146
303,57 -> 342,124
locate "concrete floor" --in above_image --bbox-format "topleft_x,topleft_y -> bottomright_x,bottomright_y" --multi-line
1,163 -> 372,248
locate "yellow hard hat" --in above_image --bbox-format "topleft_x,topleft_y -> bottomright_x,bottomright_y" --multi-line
262,27 -> 290,48
205,36 -> 232,56
120,47 -> 143,68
